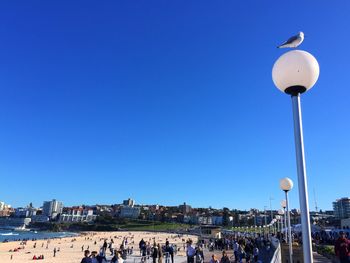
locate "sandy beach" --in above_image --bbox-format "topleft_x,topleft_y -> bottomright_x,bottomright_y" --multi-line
0,231 -> 197,263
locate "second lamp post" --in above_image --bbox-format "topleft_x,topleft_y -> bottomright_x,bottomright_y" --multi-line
280,177 -> 294,263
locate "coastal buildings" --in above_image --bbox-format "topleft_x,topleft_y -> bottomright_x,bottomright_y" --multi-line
179,202 -> 192,215
43,199 -> 63,220
341,218 -> 350,228
0,197 -> 346,230
14,203 -> 37,218
120,200 -> 141,219
123,198 -> 135,207
333,197 -> 350,219
0,201 -> 12,217
59,206 -> 97,222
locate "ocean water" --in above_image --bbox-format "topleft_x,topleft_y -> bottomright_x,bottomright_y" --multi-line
0,230 -> 78,242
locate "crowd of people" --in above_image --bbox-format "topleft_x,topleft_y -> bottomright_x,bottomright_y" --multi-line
78,233 -> 275,263
184,233 -> 272,263
80,234 -> 184,263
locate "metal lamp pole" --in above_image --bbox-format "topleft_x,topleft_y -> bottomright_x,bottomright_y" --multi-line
291,92 -> 313,263
273,50 -> 319,263
281,201 -> 287,241
280,178 -> 294,263
285,189 -> 293,263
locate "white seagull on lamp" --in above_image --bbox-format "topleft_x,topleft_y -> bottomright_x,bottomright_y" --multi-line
277,32 -> 304,48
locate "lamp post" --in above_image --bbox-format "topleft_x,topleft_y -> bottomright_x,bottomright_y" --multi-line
278,208 -> 285,238
281,200 -> 287,240
273,50 -> 319,263
276,215 -> 281,233
280,177 -> 294,263
273,219 -> 277,235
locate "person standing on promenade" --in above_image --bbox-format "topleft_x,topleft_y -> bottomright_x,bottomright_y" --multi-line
96,250 -> 107,263
90,251 -> 98,263
139,238 -> 146,256
165,240 -> 174,263
220,251 -> 230,263
186,240 -> 196,263
81,250 -> 92,263
238,241 -> 246,263
335,231 -> 350,263
233,240 -> 239,262
253,246 -> 259,262
152,243 -> 158,263
209,255 -> 219,263
53,247 -> 56,257
111,252 -> 124,263
195,246 -> 204,263
158,243 -> 163,263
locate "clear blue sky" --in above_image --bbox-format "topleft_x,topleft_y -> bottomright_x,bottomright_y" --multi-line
0,1 -> 349,211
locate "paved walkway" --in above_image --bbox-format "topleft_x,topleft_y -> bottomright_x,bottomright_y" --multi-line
313,252 -> 332,263
203,247 -> 273,263
106,254 -> 187,263
104,250 -> 332,263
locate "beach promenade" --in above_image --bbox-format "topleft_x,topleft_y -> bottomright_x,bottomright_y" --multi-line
0,231 -> 333,263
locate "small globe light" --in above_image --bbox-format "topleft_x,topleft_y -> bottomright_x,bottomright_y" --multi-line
280,177 -> 294,191
278,208 -> 285,215
272,50 -> 320,95
281,200 -> 287,208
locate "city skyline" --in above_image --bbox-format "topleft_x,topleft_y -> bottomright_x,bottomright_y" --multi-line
1,2 -> 350,211
0,196 -> 344,213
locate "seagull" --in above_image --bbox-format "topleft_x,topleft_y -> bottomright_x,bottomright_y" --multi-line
277,32 -> 304,48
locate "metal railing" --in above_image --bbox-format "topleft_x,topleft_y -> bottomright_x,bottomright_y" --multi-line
270,238 -> 282,263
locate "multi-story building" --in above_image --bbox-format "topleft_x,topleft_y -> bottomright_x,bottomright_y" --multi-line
211,216 -> 223,225
0,202 -> 5,211
179,202 -> 192,215
333,197 -> 350,219
0,201 -> 11,211
59,206 -> 97,222
43,199 -> 63,220
0,202 -> 13,217
14,207 -> 37,218
123,198 -> 135,207
120,206 -> 140,219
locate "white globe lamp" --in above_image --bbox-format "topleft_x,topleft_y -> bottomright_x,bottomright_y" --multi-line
272,50 -> 319,95
280,177 -> 294,192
